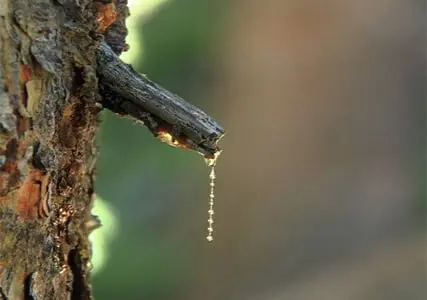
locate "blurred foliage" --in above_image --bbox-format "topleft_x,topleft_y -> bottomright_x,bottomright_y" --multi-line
90,195 -> 118,275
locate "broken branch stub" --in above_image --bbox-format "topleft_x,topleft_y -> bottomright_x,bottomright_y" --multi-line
96,42 -> 225,158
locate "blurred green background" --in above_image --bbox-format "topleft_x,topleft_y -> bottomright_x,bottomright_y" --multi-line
92,0 -> 426,299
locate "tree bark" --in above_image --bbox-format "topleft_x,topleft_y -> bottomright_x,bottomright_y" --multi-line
0,1 -> 123,299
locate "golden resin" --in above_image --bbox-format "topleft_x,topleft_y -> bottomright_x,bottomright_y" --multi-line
204,151 -> 221,242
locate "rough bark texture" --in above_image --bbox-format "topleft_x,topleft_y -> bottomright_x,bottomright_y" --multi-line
0,1 -> 127,299
97,41 -> 224,159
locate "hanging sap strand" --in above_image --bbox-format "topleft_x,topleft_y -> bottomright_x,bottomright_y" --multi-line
154,126 -> 224,243
205,151 -> 221,242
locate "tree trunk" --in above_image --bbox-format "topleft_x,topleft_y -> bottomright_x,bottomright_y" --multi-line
0,1 -> 127,298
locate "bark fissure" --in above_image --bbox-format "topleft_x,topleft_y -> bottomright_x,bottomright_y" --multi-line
23,273 -> 34,300
69,249 -> 90,300
0,287 -> 7,300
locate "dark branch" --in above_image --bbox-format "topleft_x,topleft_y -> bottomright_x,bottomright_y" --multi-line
96,42 -> 225,158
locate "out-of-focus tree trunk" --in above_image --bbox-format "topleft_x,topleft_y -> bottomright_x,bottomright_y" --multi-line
190,1 -> 425,300
0,1 -> 126,298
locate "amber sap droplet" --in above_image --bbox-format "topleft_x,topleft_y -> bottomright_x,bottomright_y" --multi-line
204,151 -> 221,243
